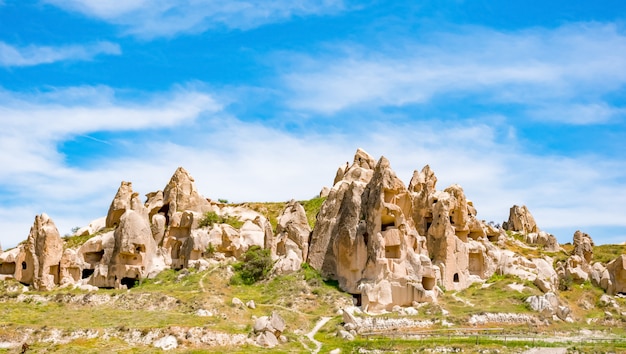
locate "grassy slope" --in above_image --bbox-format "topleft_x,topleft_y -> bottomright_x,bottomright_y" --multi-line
2,202 -> 626,352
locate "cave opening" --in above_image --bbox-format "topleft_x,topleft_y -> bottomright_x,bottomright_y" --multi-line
121,277 -> 138,289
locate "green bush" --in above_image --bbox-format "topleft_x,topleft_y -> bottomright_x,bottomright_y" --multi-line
198,211 -> 244,229
230,246 -> 274,285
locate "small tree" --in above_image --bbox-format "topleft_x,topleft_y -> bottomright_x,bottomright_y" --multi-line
231,246 -> 274,285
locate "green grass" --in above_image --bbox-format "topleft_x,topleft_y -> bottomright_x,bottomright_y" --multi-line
593,244 -> 626,264
239,196 -> 326,232
62,227 -> 114,249
299,196 -> 326,229
198,211 -> 244,229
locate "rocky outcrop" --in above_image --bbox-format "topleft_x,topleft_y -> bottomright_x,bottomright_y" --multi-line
572,230 -> 594,263
273,200 -> 311,274
603,255 -> 626,295
253,312 -> 286,348
309,150 -> 442,312
82,210 -> 164,289
105,182 -> 147,229
162,167 -> 212,222
557,231 -> 595,286
22,214 -> 64,290
503,205 -> 537,234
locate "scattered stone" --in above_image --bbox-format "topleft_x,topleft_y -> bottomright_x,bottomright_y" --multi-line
246,300 -> 256,309
232,297 -> 245,308
153,335 -> 178,351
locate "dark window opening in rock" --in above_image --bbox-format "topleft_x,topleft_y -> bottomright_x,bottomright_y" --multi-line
381,222 -> 395,231
121,277 -> 138,289
135,245 -> 145,253
381,214 -> 395,231
0,262 -> 16,275
363,232 -> 369,246
84,250 -> 104,263
81,268 -> 94,279
487,235 -> 498,243
453,273 -> 460,283
21,262 -> 27,270
158,204 -> 170,225
385,245 -> 401,259
425,217 -> 433,233
352,293 -> 362,307
432,199 -> 438,205
449,216 -> 454,225
422,276 -> 436,290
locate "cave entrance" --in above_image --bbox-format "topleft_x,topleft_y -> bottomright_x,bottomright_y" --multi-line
121,277 -> 138,289
84,250 -> 104,263
158,204 -> 170,225
0,262 -> 15,275
422,276 -> 436,290
81,269 -> 95,279
453,273 -> 460,283
468,252 -> 484,277
352,293 -> 362,307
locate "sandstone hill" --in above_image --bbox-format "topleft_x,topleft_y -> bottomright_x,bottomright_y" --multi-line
0,148 -> 625,352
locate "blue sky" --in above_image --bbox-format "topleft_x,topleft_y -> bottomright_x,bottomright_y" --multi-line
1,1 -> 625,248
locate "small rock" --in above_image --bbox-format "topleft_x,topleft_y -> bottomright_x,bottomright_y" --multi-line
338,330 -> 354,341
256,331 -> 278,348
195,309 -> 213,317
246,300 -> 256,309
232,297 -> 245,308
153,335 -> 178,351
330,349 -> 341,354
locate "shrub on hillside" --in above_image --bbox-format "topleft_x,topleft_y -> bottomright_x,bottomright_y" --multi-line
230,246 -> 274,285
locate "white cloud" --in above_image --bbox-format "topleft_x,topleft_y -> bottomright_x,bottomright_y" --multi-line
0,84 -> 624,249
282,23 -> 626,124
0,41 -> 120,67
44,0 -> 346,38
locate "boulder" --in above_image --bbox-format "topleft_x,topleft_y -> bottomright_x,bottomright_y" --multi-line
604,255 -> 626,295
273,200 -> 311,274
73,217 -> 106,237
572,230 -> 594,263
503,205 -> 538,234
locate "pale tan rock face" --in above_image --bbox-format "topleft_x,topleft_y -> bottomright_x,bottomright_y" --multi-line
603,255 -> 626,295
572,230 -> 594,263
84,210 -> 160,289
307,149 -> 376,275
308,150 -> 440,312
162,167 -> 212,221
273,200 -> 311,274
25,214 -> 64,290
503,205 -> 537,234
106,181 -> 134,229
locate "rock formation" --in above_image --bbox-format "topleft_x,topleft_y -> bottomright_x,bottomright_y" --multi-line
2,148 -> 624,324
308,149 -> 501,311
503,205 -> 537,234
272,200 -> 311,274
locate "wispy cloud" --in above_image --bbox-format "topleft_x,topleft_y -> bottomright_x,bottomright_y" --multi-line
44,0 -> 347,38
282,23 -> 626,125
0,41 -> 120,67
0,84 -> 624,248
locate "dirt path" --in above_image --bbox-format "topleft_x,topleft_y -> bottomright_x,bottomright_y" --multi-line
307,316 -> 332,354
